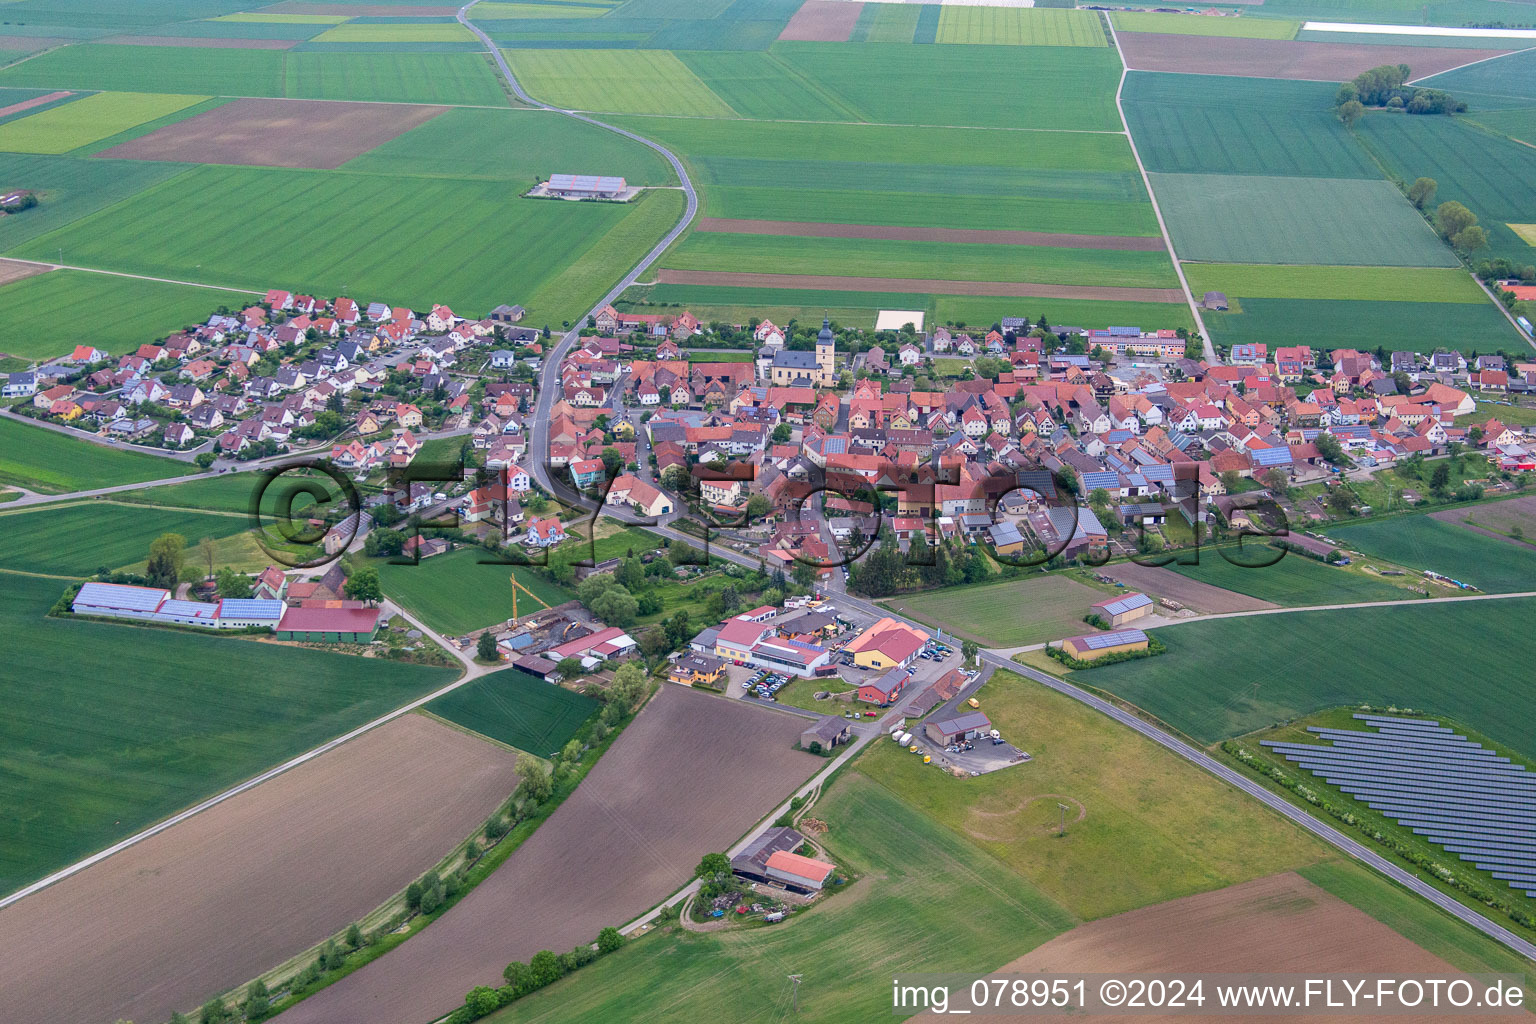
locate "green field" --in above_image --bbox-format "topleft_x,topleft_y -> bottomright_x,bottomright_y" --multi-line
374,546 -> 573,636
1330,514 -> 1536,594
525,188 -> 684,318
881,574 -> 1109,647
10,164 -> 672,321
662,232 -> 1179,288
507,49 -> 735,116
213,12 -> 349,24
1354,111 -> 1536,265
310,22 -> 477,43
0,91 -> 207,154
1087,598 -> 1536,758
1417,48 -> 1536,108
282,51 -> 509,106
1150,172 -> 1458,267
678,50 -> 862,121
1199,296 -> 1518,353
339,106 -> 674,184
0,153 -> 191,250
1168,547 -> 1410,605
0,270 -> 249,360
0,572 -> 456,895
425,670 -> 597,755
1124,74 -> 1381,179
0,501 -> 250,577
0,417 -> 197,494
1111,12 -> 1299,37
935,7 -> 1107,46
852,2 -> 921,43
1466,107 -> 1536,148
1182,264 -> 1487,303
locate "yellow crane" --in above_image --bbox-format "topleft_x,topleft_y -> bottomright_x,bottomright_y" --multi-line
507,571 -> 551,626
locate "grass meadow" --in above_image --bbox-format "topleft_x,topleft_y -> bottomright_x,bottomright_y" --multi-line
880,573 -> 1109,647
373,546 -> 573,637
0,270 -> 250,360
0,91 -> 207,154
1086,598 -> 1536,757
425,670 -> 597,756
0,501 -> 250,577
0,418 -> 196,494
0,572 -> 456,896
1329,514 -> 1536,593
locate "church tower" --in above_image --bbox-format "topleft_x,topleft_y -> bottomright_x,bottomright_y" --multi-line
815,316 -> 835,386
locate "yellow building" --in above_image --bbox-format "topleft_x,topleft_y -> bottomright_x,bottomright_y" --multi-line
844,616 -> 928,670
1060,629 -> 1148,662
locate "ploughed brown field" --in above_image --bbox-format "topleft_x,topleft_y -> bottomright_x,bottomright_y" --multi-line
1116,34 -> 1507,81
1101,561 -> 1277,614
0,90 -> 72,120
916,872 -> 1511,1023
657,269 -> 1186,304
279,685 -> 821,1024
1433,494 -> 1536,548
778,0 -> 864,42
0,258 -> 52,287
0,714 -> 520,1024
96,97 -> 449,169
697,218 -> 1166,252
99,35 -> 301,49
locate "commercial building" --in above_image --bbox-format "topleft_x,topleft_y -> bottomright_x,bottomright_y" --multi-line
1090,592 -> 1153,628
1060,628 -> 1149,661
69,582 -> 283,632
844,616 -> 929,670
857,666 -> 907,706
547,625 -> 638,668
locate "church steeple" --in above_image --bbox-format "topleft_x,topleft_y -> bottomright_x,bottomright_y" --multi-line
817,316 -> 834,346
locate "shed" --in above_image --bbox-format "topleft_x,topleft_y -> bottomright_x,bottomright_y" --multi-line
800,715 -> 851,752
924,711 -> 992,746
1090,591 -> 1153,628
764,849 -> 836,892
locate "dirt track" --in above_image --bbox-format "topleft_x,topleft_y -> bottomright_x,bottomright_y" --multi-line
697,218 -> 1166,251
0,258 -> 52,289
100,35 -> 301,49
918,872 -> 1511,1022
1100,561 -> 1276,614
97,98 -> 449,170
779,0 -> 864,42
1117,34 -> 1507,80
278,686 -> 820,1024
0,714 -> 519,1024
657,270 -> 1186,304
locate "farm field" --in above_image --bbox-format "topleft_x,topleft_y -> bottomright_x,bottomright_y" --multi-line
0,416 -> 196,494
1167,547 -> 1410,605
486,772 -> 1076,1024
9,164 -> 673,321
310,21 -> 476,43
1087,597 -> 1536,757
0,714 -> 517,1024
1123,73 -> 1381,179
655,269 -> 1182,304
506,49 -> 735,116
1417,47 -> 1536,107
1182,263 -> 1486,303
0,270 -> 250,360
1329,513 -> 1536,593
678,50 -> 858,120
340,105 -> 675,184
1115,32 -> 1507,81
111,469 -> 343,515
0,501 -> 250,577
934,7 -> 1107,47
1466,106 -> 1536,148
0,153 -> 191,250
1149,172 -> 1457,267
426,669 -> 597,756
0,90 -> 206,153
1436,493 -> 1536,543
1199,296 -> 1518,352
1101,560 -> 1276,613
0,572 -> 457,896
524,187 -> 684,320
277,686 -> 821,1024
880,574 -> 1108,648
1111,11 -> 1299,37
373,546 -> 572,637
1353,111 -> 1536,264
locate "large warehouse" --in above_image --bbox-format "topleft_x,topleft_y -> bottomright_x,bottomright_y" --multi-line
544,173 -> 627,199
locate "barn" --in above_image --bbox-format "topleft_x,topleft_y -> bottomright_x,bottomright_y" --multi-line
1090,592 -> 1153,628
924,710 -> 991,746
545,173 -> 627,199
275,605 -> 381,643
1060,628 -> 1148,661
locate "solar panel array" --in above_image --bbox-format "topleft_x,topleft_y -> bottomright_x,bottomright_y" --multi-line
1262,715 -> 1536,900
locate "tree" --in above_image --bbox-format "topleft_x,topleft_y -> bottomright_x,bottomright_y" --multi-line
194,451 -> 216,469
1337,99 -> 1365,127
193,535 -> 217,583
503,961 -> 531,992
599,446 -> 623,475
1261,467 -> 1290,496
1430,461 -> 1452,494
241,980 -> 271,1022
344,565 -> 382,606
1219,469 -> 1242,494
465,986 -> 499,1017
555,655 -> 584,680
477,632 -> 499,661
744,493 -> 772,520
1406,176 -> 1437,210
528,949 -> 566,988
1452,225 -> 1488,253
695,851 -> 731,883
215,566 -> 253,599
597,926 -> 624,954
1436,201 -> 1477,240
346,922 -> 364,948
1314,431 -> 1346,465
961,639 -> 979,667
365,527 -> 406,557
771,423 -> 792,444
1326,486 -> 1355,516
199,999 -> 232,1024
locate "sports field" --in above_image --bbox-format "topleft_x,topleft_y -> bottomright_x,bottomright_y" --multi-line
0,417 -> 196,494
426,670 -> 597,755
1149,172 -> 1458,267
881,574 -> 1108,647
1181,264 -> 1486,303
1199,296 -> 1518,353
1123,73 -> 1380,179
10,164 -> 672,320
507,49 -> 735,116
1330,513 -> 1536,594
0,270 -> 250,360
935,7 -> 1107,46
0,91 -> 206,153
1167,548 -> 1409,606
373,546 -> 573,636
1354,111 -> 1536,264
1088,598 -> 1536,758
0,572 -> 456,895
1111,12 -> 1299,38
0,501 -> 250,577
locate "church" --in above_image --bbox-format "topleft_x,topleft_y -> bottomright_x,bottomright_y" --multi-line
763,317 -> 837,388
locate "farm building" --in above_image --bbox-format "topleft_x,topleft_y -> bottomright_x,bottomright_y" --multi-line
274,605 -> 381,643
857,666 -> 908,706
544,173 -> 627,199
844,616 -> 929,670
1060,629 -> 1149,662
924,711 -> 992,746
1091,592 -> 1153,628
987,521 -> 1026,556
214,598 -> 285,630
763,849 -> 836,893
547,625 -> 638,667
800,715 -> 851,752
1201,291 -> 1229,311
71,581 -> 170,621
731,826 -> 806,883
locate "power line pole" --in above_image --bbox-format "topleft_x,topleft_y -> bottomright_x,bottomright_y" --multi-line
789,974 -> 803,1013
